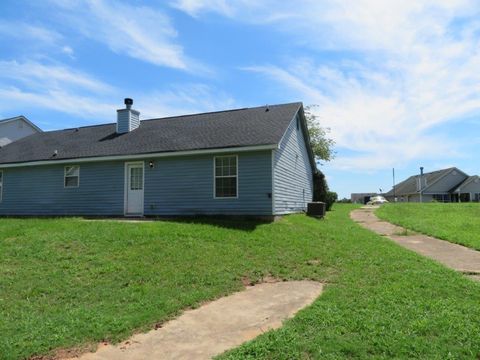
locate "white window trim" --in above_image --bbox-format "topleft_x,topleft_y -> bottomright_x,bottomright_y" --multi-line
213,155 -> 238,199
0,170 -> 3,202
64,165 -> 80,188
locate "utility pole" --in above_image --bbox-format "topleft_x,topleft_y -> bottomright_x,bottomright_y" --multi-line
419,167 -> 424,203
392,168 -> 396,202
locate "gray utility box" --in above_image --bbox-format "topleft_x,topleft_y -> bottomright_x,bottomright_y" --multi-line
307,202 -> 326,218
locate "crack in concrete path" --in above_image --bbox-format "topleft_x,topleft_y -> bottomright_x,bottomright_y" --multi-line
351,206 -> 480,281
68,281 -> 323,360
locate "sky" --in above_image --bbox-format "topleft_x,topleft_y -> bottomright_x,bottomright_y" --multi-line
1,0 -> 480,199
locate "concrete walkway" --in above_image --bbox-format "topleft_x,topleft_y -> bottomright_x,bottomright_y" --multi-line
69,281 -> 323,360
351,206 -> 480,280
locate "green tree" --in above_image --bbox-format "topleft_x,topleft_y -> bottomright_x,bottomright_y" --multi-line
304,105 -> 337,210
304,105 -> 335,163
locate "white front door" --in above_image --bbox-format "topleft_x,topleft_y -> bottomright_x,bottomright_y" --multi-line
125,162 -> 144,215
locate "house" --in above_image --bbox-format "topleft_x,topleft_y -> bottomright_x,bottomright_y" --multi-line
351,193 -> 379,204
384,167 -> 480,202
0,99 -> 317,217
451,175 -> 480,202
0,115 -> 42,146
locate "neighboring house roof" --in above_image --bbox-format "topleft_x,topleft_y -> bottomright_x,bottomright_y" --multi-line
385,167 -> 467,196
0,103 -> 315,169
451,175 -> 480,193
0,115 -> 42,132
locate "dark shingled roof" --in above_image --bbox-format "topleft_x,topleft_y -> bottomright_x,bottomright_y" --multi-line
0,102 -> 303,165
450,175 -> 480,193
385,167 -> 464,196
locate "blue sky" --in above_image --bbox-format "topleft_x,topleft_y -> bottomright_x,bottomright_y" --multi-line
1,0 -> 480,198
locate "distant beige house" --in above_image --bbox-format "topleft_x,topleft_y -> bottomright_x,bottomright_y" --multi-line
385,167 -> 480,203
0,116 -> 42,147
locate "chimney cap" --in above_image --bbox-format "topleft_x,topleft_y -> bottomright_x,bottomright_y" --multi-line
124,98 -> 133,106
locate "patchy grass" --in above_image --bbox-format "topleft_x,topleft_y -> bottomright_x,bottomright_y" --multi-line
377,203 -> 480,250
1,205 -> 480,360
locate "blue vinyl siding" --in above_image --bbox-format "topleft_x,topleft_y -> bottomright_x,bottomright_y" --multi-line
273,114 -> 314,214
0,151 -> 273,216
0,161 -> 124,215
144,151 -> 272,215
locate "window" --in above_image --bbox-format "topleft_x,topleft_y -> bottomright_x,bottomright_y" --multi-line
130,167 -> 143,190
296,117 -> 299,130
0,171 -> 3,202
475,193 -> 480,202
64,166 -> 80,188
214,155 -> 237,198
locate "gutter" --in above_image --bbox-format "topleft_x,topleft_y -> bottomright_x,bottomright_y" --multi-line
0,144 -> 278,168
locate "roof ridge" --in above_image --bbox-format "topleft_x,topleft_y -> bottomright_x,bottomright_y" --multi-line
37,102 -> 303,134
410,167 -> 454,177
41,122 -> 116,134
141,102 -> 302,123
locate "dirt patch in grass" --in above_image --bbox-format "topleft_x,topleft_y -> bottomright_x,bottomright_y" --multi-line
30,344 -> 98,360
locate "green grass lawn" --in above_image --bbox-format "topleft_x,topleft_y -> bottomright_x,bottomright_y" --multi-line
1,205 -> 480,359
377,203 -> 480,250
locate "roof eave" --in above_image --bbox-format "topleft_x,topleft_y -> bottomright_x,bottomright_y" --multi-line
0,144 -> 278,168
295,104 -> 318,174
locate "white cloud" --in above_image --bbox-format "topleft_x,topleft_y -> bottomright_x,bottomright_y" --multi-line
0,61 -> 112,93
50,0 -> 203,71
61,46 -> 75,58
0,87 -> 115,121
135,84 -> 236,119
0,20 -> 76,57
170,0 -> 235,17
0,61 -> 115,122
0,60 -> 233,127
181,0 -> 480,171
0,21 -> 62,45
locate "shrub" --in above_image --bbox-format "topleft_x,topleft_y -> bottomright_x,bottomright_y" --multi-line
325,191 -> 338,211
312,171 -> 337,211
